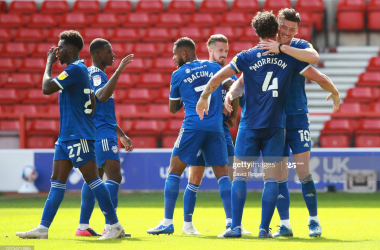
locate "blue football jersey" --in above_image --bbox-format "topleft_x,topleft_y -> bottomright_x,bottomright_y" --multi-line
169,60 -> 224,133
229,47 -> 310,129
285,38 -> 313,116
88,66 -> 117,140
53,60 -> 96,141
222,75 -> 238,133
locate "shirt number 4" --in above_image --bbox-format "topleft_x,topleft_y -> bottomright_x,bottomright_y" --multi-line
262,71 -> 278,98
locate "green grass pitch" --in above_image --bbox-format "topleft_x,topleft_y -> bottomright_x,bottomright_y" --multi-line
0,191 -> 379,250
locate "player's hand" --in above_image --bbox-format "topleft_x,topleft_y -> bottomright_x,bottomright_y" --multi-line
258,39 -> 280,55
116,54 -> 134,73
47,47 -> 58,65
326,93 -> 340,112
196,97 -> 209,120
224,92 -> 234,113
120,135 -> 134,152
225,115 -> 237,128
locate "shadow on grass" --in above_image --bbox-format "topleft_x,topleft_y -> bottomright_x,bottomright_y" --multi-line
69,237 -> 142,243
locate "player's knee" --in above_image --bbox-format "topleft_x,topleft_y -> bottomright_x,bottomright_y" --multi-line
189,174 -> 202,185
108,171 -> 122,184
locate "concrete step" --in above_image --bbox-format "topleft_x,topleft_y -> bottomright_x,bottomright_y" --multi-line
317,68 -> 365,76
323,61 -> 368,68
308,107 -> 334,113
325,76 -> 358,84
308,100 -> 336,107
310,123 -> 324,131
319,53 -> 376,61
336,46 -> 380,53
307,92 -> 346,99
309,115 -> 331,123
306,83 -> 353,92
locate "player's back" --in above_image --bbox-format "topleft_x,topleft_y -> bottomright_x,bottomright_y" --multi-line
55,60 -> 96,141
169,60 -> 224,133
88,66 -> 117,140
230,46 -> 309,129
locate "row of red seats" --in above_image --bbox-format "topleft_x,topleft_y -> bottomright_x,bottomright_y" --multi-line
320,118 -> 380,147
344,87 -> 380,104
337,0 -> 380,30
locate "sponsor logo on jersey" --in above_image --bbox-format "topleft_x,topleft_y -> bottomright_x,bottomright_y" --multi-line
58,71 -> 68,80
304,142 -> 309,147
93,75 -> 102,86
112,145 -> 118,154
278,194 -> 285,199
76,157 -> 83,162
257,52 -> 261,58
186,68 -> 191,73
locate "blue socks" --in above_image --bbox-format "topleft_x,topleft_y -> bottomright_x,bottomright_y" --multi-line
164,173 -> 181,220
40,180 -> 66,228
231,176 -> 247,229
276,180 -> 290,220
217,175 -> 232,220
183,182 -> 199,222
88,177 -> 118,225
260,178 -> 278,232
300,174 -> 318,216
105,180 -> 120,225
79,183 -> 95,225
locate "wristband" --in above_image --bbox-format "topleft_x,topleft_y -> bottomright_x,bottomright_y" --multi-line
278,44 -> 283,53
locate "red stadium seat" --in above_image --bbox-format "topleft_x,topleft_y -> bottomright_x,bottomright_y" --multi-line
23,89 -> 51,104
31,43 -> 56,57
14,104 -> 38,114
155,88 -> 170,103
0,14 -> 23,28
0,120 -> 20,131
355,119 -> 380,147
72,0 -> 100,14
136,73 -> 166,88
135,0 -> 164,13
103,0 -> 132,14
60,13 -> 88,28
143,28 -> 172,42
296,0 -> 325,30
130,120 -> 159,135
336,0 -> 366,30
294,26 -> 312,43
219,13 -> 249,27
367,0 -> 380,30
167,0 -> 196,13
366,57 -> 380,71
319,134 -> 351,147
52,60 -> 67,74
133,43 -> 158,57
345,87 -> 378,103
3,73 -> 34,88
111,28 -> 140,42
198,0 -> 227,13
239,27 -> 260,42
28,119 -> 59,134
27,14 -> 56,28
27,136 -> 56,148
355,134 -> 380,147
176,27 -> 203,42
369,102 -> 380,112
8,1 -> 36,14
357,72 -> 380,87
163,119 -> 183,135
150,58 -> 177,73
46,105 -> 59,114
115,104 -> 138,115
0,1 -> 6,12
0,58 -> 15,72
297,11 -> 314,27
92,13 -> 120,28
1,43 -> 28,57
107,58 -> 146,73
82,28 -> 108,42
162,135 -> 178,148
155,13 -> 184,27
338,102 -> 366,113
46,28 -> 83,42
210,27 -> 235,41
0,89 -> 19,104
187,13 -> 216,27
113,73 -> 134,88
123,13 -> 151,27
230,0 -> 259,13
39,0 -> 68,15
130,136 -> 158,148
0,29 -> 12,42
147,104 -> 171,116
262,0 -> 291,14
321,119 -> 354,134
19,58 -> 45,73
14,28 -> 44,42
230,42 -> 254,54
122,89 -> 151,103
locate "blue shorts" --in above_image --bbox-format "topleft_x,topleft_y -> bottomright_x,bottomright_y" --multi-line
95,138 -> 120,167
54,139 -> 97,168
172,128 -> 228,166
284,113 -> 311,157
235,127 -> 285,163
192,130 -> 234,167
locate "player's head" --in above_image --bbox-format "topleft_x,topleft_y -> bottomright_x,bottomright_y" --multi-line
277,8 -> 301,44
207,34 -> 229,67
57,30 -> 84,65
173,37 -> 196,68
90,38 -> 115,67
251,11 -> 278,40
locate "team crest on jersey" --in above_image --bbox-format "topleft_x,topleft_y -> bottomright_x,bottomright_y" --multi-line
186,69 -> 190,73
112,145 -> 118,154
93,75 -> 102,86
58,71 -> 68,80
257,52 -> 261,58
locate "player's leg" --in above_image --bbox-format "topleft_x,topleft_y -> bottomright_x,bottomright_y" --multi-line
212,164 -> 232,227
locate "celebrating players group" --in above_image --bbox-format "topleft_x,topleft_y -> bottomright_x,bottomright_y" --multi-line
15,8 -> 340,240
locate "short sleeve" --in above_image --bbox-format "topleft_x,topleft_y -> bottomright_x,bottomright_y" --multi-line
91,72 -> 107,95
229,53 -> 243,74
169,72 -> 181,100
296,39 -> 313,50
239,92 -> 246,108
297,60 -> 311,75
53,64 -> 79,89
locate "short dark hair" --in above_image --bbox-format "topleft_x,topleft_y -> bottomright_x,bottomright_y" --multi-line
278,8 -> 301,27
89,38 -> 110,55
174,37 -> 195,51
59,30 -> 84,51
251,11 -> 279,39
207,34 -> 228,48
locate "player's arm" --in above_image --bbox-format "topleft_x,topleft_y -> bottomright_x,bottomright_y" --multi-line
42,47 -> 61,95
223,80 -> 239,127
169,99 -> 183,114
90,91 -> 96,118
301,66 -> 340,112
116,124 -> 134,152
224,75 -> 245,113
96,54 -> 133,102
258,39 -> 319,64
